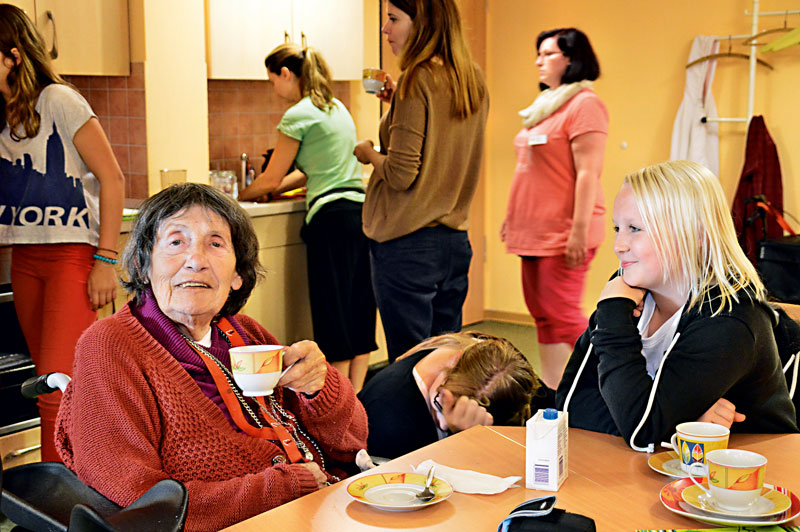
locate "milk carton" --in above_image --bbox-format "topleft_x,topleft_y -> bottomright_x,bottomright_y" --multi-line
525,408 -> 568,491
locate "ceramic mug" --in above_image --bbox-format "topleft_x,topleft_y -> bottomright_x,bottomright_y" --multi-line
229,345 -> 285,396
362,68 -> 387,94
689,449 -> 767,511
670,421 -> 730,474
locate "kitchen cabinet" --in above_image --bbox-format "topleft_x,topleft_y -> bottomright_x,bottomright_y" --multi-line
0,426 -> 41,469
241,209 -> 313,344
5,0 -> 130,76
206,0 -> 363,80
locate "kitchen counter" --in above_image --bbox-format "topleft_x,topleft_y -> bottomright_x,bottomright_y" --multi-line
120,197 -> 306,233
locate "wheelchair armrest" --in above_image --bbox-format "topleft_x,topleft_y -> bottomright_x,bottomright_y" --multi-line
69,479 -> 188,532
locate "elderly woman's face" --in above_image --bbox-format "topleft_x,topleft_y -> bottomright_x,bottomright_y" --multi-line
148,205 -> 242,336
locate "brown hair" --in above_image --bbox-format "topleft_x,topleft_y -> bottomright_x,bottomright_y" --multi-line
264,43 -> 334,111
404,331 -> 540,426
390,0 -> 486,118
0,4 -> 65,140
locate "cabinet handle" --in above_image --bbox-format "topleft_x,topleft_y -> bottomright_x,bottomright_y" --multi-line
284,30 -> 290,44
45,10 -> 58,60
301,32 -> 307,48
3,443 -> 41,462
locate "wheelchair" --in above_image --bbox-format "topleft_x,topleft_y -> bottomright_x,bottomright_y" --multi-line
1,373 -> 188,532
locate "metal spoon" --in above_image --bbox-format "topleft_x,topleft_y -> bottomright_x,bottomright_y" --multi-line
417,466 -> 436,502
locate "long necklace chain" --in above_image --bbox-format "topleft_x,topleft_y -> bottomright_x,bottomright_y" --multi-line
258,397 -> 322,466
183,334 -> 326,469
182,335 -> 264,428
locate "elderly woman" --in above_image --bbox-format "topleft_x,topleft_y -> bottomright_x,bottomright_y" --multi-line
55,183 -> 368,532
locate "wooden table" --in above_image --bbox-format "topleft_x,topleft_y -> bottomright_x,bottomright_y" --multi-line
223,426 -> 800,531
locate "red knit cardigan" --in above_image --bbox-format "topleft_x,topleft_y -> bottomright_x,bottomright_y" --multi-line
55,304 -> 368,532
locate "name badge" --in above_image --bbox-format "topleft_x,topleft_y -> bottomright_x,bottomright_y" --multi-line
528,134 -> 547,146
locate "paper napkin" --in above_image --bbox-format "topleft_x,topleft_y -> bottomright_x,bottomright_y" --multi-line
412,459 -> 521,495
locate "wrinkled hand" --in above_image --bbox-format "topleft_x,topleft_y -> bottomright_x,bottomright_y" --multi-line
298,462 -> 328,489
353,140 -> 375,164
87,262 -> 117,311
439,388 -> 493,433
376,74 -> 395,103
565,230 -> 587,268
278,340 -> 327,395
697,398 -> 746,428
598,275 -> 646,309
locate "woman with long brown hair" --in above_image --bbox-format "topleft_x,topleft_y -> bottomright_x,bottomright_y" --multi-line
354,0 -> 489,363
0,4 -> 124,461
240,43 -> 376,392
359,332 -> 543,458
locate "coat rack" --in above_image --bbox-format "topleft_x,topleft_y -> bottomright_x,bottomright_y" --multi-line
704,0 -> 800,124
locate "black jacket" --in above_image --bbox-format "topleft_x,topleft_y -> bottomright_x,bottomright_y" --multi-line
555,286 -> 798,449
358,350 -> 439,459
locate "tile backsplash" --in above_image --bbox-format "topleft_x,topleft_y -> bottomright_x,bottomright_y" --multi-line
65,63 -> 148,199
65,65 -> 352,200
208,79 -> 351,176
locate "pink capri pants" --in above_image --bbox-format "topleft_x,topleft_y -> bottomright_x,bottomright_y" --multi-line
520,248 -> 596,345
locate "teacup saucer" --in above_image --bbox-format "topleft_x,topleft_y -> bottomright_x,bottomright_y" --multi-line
647,451 -> 689,478
660,477 -> 800,527
681,483 -> 791,518
347,472 -> 453,511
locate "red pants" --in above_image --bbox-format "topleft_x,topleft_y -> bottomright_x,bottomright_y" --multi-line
521,249 -> 596,345
11,244 -> 97,462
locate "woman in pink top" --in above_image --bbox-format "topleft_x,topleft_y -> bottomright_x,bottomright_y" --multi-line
501,28 -> 608,389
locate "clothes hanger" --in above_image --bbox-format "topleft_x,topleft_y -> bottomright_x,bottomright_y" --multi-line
761,25 -> 800,53
686,36 -> 774,70
742,11 -> 794,45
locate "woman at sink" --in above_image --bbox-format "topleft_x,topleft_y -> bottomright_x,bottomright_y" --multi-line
239,44 -> 376,392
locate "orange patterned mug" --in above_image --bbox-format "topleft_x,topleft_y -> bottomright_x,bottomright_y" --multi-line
689,449 -> 767,511
229,345 -> 285,396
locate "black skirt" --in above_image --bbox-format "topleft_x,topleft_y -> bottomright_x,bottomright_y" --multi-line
300,199 -> 377,361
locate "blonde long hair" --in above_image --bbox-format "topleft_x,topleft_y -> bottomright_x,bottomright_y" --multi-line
624,160 -> 767,315
390,0 -> 485,119
402,331 -> 540,426
0,4 -> 65,140
264,43 -> 333,111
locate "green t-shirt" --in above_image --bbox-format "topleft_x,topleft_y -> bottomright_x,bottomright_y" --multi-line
278,97 -> 364,223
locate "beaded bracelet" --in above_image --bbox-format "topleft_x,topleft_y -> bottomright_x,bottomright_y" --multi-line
93,253 -> 118,265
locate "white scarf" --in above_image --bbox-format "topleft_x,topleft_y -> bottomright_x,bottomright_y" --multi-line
518,80 -> 594,128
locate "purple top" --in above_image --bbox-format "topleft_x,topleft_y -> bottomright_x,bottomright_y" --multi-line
130,288 -> 252,429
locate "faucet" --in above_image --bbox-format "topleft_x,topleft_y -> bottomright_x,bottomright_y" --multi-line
240,153 -> 248,192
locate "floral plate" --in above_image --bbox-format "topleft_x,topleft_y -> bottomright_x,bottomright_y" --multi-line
346,472 -> 453,511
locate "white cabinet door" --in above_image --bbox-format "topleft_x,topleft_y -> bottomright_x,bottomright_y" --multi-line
207,0 -> 362,80
206,0 -> 292,80
292,0 -> 363,80
35,0 -> 130,76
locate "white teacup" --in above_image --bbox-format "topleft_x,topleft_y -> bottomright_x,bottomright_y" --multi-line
670,421 -> 729,474
229,345 -> 287,396
689,449 -> 767,512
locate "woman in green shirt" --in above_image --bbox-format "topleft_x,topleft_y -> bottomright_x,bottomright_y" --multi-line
240,44 -> 376,392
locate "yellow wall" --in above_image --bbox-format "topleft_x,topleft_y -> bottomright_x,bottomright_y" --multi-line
141,0 -> 210,192
485,0 -> 800,317
349,0 -> 383,144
